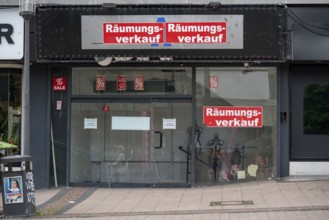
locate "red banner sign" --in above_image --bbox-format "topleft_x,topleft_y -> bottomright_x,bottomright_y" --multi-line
103,23 -> 164,44
52,77 -> 66,91
103,22 -> 227,44
95,75 -> 106,91
134,75 -> 144,91
203,106 -> 263,128
117,75 -> 127,91
166,22 -> 226,43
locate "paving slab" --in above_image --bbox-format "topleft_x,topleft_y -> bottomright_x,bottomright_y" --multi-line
2,179 -> 329,219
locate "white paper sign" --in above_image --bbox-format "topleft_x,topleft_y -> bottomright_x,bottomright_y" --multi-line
237,170 -> 246,179
163,118 -> 176,129
247,164 -> 258,177
112,116 -> 150,130
56,100 -> 62,110
84,118 -> 97,129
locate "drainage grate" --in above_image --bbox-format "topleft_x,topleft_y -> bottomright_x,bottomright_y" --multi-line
210,200 -> 254,206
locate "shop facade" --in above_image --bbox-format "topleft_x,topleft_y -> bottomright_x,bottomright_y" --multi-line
15,2 -> 329,189
32,4 -> 284,187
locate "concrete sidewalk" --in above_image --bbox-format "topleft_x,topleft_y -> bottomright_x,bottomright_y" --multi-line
4,179 -> 329,219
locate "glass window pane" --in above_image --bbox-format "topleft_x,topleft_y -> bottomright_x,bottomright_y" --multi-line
72,67 -> 192,96
196,67 -> 277,182
304,84 -> 329,135
0,73 -> 21,155
70,101 -> 191,184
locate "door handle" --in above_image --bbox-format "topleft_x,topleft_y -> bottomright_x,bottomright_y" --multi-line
154,131 -> 163,149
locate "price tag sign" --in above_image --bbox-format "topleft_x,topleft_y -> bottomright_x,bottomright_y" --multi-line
209,75 -> 218,89
117,75 -> 127,91
134,75 -> 144,91
96,75 -> 106,91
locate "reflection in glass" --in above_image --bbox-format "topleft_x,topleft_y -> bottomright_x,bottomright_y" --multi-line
304,84 -> 329,135
0,73 -> 21,155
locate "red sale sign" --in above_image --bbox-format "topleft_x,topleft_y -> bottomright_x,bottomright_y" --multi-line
209,75 -> 218,89
95,75 -> 106,91
117,75 -> 126,91
52,77 -> 67,91
134,75 -> 144,91
203,106 -> 263,128
102,105 -> 110,112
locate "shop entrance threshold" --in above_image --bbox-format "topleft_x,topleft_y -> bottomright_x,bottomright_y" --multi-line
110,182 -> 191,188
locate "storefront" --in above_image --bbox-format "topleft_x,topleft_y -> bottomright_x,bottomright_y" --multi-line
32,4 -> 286,187
0,7 -> 24,156
68,66 -> 278,186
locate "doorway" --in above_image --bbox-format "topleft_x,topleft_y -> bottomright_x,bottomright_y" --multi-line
291,66 -> 329,160
70,99 -> 192,186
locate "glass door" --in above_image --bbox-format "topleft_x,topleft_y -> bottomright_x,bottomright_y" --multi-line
70,99 -> 192,186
